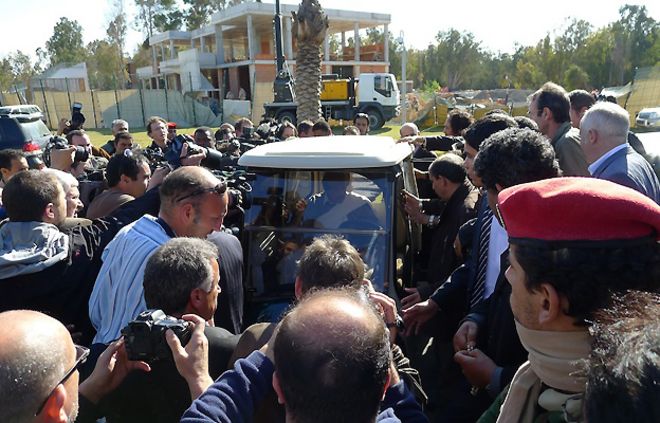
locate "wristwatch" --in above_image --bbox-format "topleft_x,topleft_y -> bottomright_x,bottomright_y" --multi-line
386,315 -> 405,331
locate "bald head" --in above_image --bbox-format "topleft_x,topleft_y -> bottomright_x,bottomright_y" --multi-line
159,166 -> 223,213
399,122 -> 419,138
0,310 -> 76,422
273,288 -> 390,423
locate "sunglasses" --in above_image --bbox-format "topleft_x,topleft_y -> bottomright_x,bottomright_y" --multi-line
175,182 -> 228,203
35,345 -> 90,416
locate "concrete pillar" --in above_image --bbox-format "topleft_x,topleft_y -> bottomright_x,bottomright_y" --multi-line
324,33 -> 330,73
247,15 -> 255,60
383,24 -> 389,63
284,17 -> 293,59
354,23 -> 360,62
215,24 -> 225,64
191,38 -> 195,48
160,44 -> 166,61
169,39 -> 175,59
200,36 -> 206,53
151,45 -> 158,69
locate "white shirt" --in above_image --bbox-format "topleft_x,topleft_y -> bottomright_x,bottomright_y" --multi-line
588,144 -> 628,175
484,215 -> 508,299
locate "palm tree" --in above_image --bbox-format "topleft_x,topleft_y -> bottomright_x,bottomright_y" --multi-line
292,0 -> 328,123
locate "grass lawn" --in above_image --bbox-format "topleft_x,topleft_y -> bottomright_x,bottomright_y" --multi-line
85,124 -> 445,148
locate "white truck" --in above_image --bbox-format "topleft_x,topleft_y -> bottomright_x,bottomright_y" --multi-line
263,73 -> 401,130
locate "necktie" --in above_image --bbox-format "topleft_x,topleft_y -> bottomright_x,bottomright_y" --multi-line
470,205 -> 493,309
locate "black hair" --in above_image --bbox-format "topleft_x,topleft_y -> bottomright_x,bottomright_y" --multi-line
3,171 -> 61,222
0,149 -> 25,171
105,152 -> 147,188
463,113 -> 517,151
447,109 -> 474,133
312,120 -> 332,135
474,127 -> 560,190
513,241 -> 660,325
533,82 -> 570,124
584,290 -> 660,422
428,153 -> 466,183
513,116 -> 539,131
297,120 -> 314,134
297,235 -> 365,293
568,89 -> 596,112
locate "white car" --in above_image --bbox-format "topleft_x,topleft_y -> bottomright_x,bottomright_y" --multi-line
636,107 -> 660,128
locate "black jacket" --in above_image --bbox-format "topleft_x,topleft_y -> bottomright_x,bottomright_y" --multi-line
417,181 -> 478,300
209,230 -> 245,334
101,327 -> 239,423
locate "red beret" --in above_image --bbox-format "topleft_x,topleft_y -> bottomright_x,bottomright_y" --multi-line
498,177 -> 660,245
167,122 -> 177,129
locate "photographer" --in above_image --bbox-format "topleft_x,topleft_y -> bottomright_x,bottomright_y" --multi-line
99,238 -> 238,422
234,117 -> 254,139
194,127 -> 215,149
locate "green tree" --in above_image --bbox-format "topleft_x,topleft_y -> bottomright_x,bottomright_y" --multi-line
562,64 -> 590,90
0,58 -> 13,91
87,40 -> 126,89
45,17 -> 87,66
434,29 -> 484,89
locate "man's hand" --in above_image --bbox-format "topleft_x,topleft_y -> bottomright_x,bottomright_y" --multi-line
57,118 -> 70,135
454,349 -> 496,388
147,166 -> 170,191
397,135 -> 424,146
402,299 -> 439,336
49,146 -> 76,171
369,291 -> 400,343
401,287 -> 422,309
166,314 -> 213,399
79,338 -> 151,404
402,191 -> 429,225
180,142 -> 206,167
453,320 -> 479,352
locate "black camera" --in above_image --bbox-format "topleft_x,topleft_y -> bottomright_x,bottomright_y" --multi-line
43,136 -> 90,167
165,134 -> 234,170
121,309 -> 192,362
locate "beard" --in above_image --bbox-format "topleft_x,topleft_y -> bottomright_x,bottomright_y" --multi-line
66,396 -> 79,423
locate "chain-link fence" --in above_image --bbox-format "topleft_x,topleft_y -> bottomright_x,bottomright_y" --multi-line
0,73 -> 225,130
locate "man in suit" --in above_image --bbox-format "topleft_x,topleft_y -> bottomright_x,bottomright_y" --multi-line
580,102 -> 660,204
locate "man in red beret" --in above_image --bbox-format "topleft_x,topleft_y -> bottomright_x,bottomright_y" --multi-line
478,177 -> 660,423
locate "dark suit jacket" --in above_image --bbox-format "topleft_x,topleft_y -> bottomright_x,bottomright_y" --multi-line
592,145 -> 660,204
465,252 -> 527,392
208,231 -> 245,334
101,326 -> 239,423
417,181 -> 478,300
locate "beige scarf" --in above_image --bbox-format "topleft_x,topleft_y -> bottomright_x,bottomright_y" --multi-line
496,322 -> 591,423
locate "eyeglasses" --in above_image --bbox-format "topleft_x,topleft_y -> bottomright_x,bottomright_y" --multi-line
175,182 -> 227,203
35,345 -> 90,416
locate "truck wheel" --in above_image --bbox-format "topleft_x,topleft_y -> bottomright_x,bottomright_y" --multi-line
365,109 -> 384,130
277,111 -> 297,125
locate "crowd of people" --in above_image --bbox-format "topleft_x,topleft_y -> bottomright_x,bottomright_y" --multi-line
0,80 -> 659,423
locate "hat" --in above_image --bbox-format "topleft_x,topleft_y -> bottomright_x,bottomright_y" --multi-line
497,177 -> 660,246
167,122 -> 177,129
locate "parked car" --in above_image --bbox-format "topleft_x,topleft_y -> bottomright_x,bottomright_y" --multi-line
0,115 -> 51,168
0,104 -> 45,122
636,107 -> 660,128
237,135 -> 421,322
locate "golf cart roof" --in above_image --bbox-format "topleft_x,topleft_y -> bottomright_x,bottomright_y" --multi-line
238,135 -> 413,169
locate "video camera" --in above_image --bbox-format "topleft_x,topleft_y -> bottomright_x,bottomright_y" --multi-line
122,309 -> 192,362
43,135 -> 90,168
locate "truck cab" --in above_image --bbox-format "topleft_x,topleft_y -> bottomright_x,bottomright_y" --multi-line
356,73 -> 401,129
238,136 -> 420,322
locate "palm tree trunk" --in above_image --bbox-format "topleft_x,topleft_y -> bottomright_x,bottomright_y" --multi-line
293,0 -> 328,123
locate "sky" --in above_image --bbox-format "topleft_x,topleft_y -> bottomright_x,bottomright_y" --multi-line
0,0 -> 657,62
